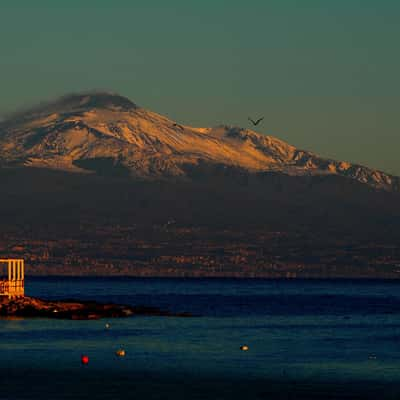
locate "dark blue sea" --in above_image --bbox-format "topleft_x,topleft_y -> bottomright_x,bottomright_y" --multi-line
2,277 -> 400,399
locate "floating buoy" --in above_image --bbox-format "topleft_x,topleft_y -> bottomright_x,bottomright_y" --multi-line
240,345 -> 249,351
105,323 -> 111,329
81,354 -> 89,365
115,349 -> 126,357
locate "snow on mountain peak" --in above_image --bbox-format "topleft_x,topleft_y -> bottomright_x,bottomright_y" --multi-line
0,93 -> 398,191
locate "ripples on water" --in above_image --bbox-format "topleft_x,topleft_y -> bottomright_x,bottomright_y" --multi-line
2,278 -> 400,399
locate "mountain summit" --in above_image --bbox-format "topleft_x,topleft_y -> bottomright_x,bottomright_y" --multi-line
0,92 -> 398,190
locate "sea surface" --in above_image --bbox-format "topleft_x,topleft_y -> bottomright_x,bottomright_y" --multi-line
2,277 -> 400,399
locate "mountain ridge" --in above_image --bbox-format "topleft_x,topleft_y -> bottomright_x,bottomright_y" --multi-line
0,92 -> 398,191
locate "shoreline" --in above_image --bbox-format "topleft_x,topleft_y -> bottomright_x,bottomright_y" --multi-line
0,296 -> 193,320
22,275 -> 400,281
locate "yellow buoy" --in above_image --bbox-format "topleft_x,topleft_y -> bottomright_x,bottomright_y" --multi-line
240,345 -> 249,351
116,349 -> 126,357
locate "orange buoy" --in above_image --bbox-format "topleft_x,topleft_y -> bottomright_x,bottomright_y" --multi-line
240,345 -> 249,351
115,349 -> 126,357
81,355 -> 89,365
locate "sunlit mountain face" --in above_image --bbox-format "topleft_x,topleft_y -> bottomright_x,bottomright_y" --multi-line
0,92 -> 398,191
1,93 -> 400,279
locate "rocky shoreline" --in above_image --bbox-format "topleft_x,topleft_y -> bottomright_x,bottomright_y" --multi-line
0,296 -> 192,319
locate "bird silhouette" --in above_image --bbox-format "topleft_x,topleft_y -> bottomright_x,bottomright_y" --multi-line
248,117 -> 264,126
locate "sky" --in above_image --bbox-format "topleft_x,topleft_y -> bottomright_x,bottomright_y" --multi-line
1,0 -> 399,174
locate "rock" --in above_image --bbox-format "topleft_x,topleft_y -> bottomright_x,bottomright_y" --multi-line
0,296 -> 192,320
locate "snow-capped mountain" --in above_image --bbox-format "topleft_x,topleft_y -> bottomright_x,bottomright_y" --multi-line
0,92 -> 398,191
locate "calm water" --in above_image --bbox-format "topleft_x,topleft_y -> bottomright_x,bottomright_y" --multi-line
2,278 -> 400,399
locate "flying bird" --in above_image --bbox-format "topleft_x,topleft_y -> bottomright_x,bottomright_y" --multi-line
248,117 -> 264,126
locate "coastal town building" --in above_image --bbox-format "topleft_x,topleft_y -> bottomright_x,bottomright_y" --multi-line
0,259 -> 25,298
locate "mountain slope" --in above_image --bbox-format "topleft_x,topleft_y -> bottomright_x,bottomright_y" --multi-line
0,92 -> 398,190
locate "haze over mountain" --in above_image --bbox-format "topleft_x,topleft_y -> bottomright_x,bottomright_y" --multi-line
0,92 -> 398,192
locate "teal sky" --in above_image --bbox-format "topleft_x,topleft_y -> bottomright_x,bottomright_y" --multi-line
1,1 -> 400,174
